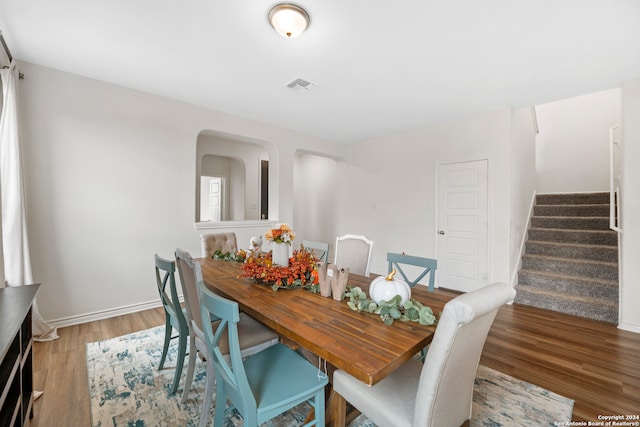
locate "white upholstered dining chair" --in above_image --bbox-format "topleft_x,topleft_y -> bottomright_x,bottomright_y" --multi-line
333,282 -> 516,427
302,239 -> 330,263
334,234 -> 374,277
174,249 -> 279,427
199,232 -> 238,257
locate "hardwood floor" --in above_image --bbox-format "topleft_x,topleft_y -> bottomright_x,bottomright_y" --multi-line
26,308 -> 166,427
481,302 -> 640,422
26,298 -> 640,426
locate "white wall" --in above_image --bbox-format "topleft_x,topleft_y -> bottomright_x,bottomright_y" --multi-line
535,89 -> 620,193
293,152 -> 342,257
18,61 -> 345,324
341,108 -> 528,286
619,77 -> 640,332
509,108 -> 537,285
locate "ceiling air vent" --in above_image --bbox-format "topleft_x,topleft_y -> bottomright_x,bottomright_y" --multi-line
286,77 -> 316,92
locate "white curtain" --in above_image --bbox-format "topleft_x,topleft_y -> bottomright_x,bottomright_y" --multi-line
0,61 -> 58,341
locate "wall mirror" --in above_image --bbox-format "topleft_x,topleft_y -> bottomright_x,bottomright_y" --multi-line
196,131 -> 270,223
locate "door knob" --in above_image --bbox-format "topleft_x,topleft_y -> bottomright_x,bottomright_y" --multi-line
438,230 -> 445,235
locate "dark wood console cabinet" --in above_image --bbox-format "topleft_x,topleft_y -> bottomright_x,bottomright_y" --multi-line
0,284 -> 40,427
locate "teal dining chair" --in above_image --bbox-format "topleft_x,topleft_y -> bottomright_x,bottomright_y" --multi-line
387,252 -> 437,291
175,248 -> 279,426
197,279 -> 328,427
303,240 -> 330,262
154,254 -> 189,395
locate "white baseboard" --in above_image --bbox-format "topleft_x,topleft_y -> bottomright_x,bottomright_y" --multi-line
618,322 -> 640,334
48,299 -> 166,328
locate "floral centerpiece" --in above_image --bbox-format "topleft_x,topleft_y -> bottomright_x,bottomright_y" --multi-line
264,223 -> 296,245
265,223 -> 296,267
240,244 -> 319,291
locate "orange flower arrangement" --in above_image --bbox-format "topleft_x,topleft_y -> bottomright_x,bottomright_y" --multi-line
264,223 -> 296,245
239,244 -> 319,291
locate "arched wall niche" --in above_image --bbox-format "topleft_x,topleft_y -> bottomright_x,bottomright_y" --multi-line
196,130 -> 278,225
293,149 -> 343,258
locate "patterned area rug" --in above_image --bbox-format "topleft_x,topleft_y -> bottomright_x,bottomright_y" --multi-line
87,326 -> 574,426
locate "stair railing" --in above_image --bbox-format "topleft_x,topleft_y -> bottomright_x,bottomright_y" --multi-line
609,125 -> 622,233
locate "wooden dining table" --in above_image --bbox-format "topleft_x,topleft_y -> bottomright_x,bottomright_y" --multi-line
198,257 -> 454,426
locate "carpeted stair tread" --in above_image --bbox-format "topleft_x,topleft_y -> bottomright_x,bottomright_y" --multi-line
522,253 -> 617,267
529,227 -> 616,233
518,269 -> 618,299
533,215 -> 608,219
518,268 -> 617,286
521,254 -> 618,281
533,204 -> 610,217
528,228 -> 618,246
526,240 -> 615,250
531,216 -> 610,230
525,240 -> 618,262
515,286 -> 617,306
536,192 -> 610,205
514,287 -> 617,323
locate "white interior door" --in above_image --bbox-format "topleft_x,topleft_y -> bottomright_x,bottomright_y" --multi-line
200,176 -> 223,221
209,178 -> 222,221
436,160 -> 488,292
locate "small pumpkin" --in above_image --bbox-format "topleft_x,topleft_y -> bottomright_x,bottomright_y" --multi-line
369,268 -> 412,305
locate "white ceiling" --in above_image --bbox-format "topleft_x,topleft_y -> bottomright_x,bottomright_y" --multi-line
1,0 -> 639,143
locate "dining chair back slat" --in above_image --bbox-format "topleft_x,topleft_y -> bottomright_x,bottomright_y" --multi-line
387,252 -> 437,291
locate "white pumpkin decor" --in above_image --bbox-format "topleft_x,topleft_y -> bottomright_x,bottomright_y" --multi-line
369,268 -> 412,305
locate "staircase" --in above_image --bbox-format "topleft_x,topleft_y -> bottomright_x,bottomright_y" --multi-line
514,192 -> 619,323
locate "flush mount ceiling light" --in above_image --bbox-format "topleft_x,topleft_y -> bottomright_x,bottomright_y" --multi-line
268,3 -> 310,38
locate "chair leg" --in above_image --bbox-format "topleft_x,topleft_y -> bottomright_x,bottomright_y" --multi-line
314,388 -> 325,426
159,319 -> 172,370
419,344 -> 431,363
198,359 -> 216,427
213,382 -> 226,427
169,330 -> 188,395
182,335 -> 197,403
328,390 -> 347,427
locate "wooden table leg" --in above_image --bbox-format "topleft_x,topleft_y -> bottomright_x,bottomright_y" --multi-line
326,388 -> 347,427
